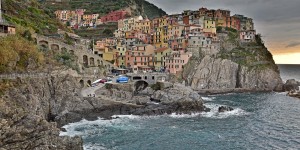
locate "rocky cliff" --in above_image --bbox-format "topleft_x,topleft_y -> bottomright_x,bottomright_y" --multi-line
183,32 -> 283,92
0,75 -> 83,149
0,74 -> 206,149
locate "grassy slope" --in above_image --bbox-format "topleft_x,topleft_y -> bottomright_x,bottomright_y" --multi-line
3,0 -> 70,34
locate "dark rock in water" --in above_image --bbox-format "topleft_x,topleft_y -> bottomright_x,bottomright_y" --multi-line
60,128 -> 67,132
150,97 -> 161,103
283,79 -> 300,91
287,90 -> 300,99
204,107 -> 211,112
218,106 -> 234,112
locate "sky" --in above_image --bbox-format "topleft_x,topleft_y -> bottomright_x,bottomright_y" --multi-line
147,0 -> 300,64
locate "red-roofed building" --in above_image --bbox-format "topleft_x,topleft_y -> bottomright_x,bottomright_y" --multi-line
101,10 -> 128,23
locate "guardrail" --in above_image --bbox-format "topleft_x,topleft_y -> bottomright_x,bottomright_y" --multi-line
0,73 -> 51,79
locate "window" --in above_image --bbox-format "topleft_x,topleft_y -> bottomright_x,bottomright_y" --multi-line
152,76 -> 155,80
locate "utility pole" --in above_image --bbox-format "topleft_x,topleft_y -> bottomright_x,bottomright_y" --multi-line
0,0 -> 3,23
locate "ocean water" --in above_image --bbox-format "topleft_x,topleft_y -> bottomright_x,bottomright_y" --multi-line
278,64 -> 300,82
61,65 -> 300,150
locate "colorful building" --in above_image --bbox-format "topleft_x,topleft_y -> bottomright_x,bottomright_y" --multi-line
154,47 -> 172,70
240,30 -> 256,42
165,51 -> 192,74
125,45 -> 155,71
101,10 -> 128,23
115,45 -> 127,68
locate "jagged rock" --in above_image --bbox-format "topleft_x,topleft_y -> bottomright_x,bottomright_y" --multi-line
156,81 -> 173,90
283,79 -> 300,91
183,56 -> 283,92
0,75 -> 83,149
287,90 -> 300,99
218,106 -> 234,112
0,75 -> 206,149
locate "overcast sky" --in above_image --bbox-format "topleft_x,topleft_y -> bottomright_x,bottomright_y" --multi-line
147,0 -> 300,63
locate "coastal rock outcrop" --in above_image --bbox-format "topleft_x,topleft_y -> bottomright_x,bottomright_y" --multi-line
183,55 -> 283,92
89,83 -> 207,118
283,79 -> 300,91
287,90 -> 300,99
218,106 -> 234,112
0,76 -> 83,149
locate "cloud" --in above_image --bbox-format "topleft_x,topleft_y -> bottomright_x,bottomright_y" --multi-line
286,42 -> 300,48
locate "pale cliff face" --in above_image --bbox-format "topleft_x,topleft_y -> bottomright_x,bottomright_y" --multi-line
183,55 -> 283,92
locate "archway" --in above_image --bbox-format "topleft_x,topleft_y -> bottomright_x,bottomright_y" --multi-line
38,40 -> 49,51
134,80 -> 149,94
97,59 -> 100,66
90,57 -> 95,66
87,80 -> 92,87
133,76 -> 142,80
83,55 -> 88,67
79,80 -> 84,88
51,44 -> 59,51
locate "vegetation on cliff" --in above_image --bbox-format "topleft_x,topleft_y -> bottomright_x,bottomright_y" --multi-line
41,0 -> 167,19
0,35 -> 44,73
217,32 -> 278,72
2,0 -> 70,34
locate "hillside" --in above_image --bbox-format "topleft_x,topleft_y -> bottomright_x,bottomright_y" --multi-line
41,0 -> 167,19
2,0 -> 70,34
182,28 -> 283,92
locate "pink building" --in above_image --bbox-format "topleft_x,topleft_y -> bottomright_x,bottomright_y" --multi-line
169,37 -> 187,51
101,10 -> 128,23
164,51 -> 192,74
125,45 -> 155,71
135,32 -> 152,44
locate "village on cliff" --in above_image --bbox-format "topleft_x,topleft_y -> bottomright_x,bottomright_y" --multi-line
51,8 -> 255,74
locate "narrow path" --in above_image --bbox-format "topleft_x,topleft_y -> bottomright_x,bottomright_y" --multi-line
81,84 -> 105,97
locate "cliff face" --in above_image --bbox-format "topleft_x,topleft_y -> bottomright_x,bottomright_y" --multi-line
0,75 -> 83,149
183,33 -> 283,92
0,74 -> 206,148
183,56 -> 282,92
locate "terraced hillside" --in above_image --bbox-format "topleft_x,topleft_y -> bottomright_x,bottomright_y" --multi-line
41,0 -> 167,19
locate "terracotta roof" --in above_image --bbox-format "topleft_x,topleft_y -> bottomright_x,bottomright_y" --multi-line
155,47 -> 169,52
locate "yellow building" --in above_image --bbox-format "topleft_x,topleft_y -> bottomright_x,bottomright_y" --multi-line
115,46 -> 127,67
154,47 -> 172,70
140,19 -> 152,34
103,47 -> 117,62
204,17 -> 217,34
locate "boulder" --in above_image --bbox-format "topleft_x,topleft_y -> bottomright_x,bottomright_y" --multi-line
283,79 -> 300,91
218,106 -> 234,112
287,90 -> 300,99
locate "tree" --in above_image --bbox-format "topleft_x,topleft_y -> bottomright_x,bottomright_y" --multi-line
102,29 -> 113,36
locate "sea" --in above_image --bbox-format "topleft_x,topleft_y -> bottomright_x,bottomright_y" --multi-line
60,64 -> 300,150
